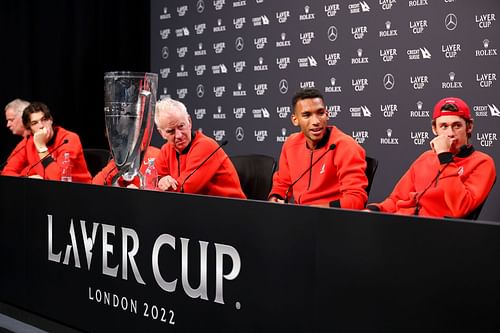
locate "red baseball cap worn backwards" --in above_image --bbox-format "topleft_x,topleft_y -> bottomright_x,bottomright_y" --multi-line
432,97 -> 472,121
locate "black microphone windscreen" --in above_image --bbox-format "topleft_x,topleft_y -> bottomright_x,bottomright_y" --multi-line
221,140 -> 228,146
329,143 -> 336,150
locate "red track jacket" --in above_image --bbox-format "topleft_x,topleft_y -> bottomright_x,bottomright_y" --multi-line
2,126 -> 91,183
270,126 -> 368,208
155,131 -> 246,199
369,145 -> 496,218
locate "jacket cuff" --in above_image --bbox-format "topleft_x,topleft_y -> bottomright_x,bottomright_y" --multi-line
329,200 -> 341,208
42,156 -> 55,168
438,152 -> 453,164
366,204 -> 380,212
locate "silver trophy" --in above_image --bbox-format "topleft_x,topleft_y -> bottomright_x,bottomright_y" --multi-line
104,71 -> 158,188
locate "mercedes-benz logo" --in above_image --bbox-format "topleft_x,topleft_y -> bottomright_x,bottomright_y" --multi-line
196,84 -> 205,98
445,13 -> 457,31
279,79 -> 289,94
327,26 -> 338,42
383,73 -> 395,90
196,0 -> 205,13
235,127 -> 244,142
161,46 -> 169,59
235,37 -> 244,51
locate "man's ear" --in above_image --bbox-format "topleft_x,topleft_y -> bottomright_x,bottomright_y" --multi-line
431,124 -> 437,136
466,120 -> 474,135
291,113 -> 299,127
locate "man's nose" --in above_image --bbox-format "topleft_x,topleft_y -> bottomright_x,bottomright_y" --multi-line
445,127 -> 455,136
312,114 -> 321,124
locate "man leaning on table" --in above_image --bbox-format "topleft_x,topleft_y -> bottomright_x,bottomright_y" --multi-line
153,98 -> 245,199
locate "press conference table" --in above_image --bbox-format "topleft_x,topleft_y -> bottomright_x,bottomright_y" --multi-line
1,176 -> 500,332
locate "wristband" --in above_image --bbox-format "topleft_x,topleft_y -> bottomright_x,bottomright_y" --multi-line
37,147 -> 48,153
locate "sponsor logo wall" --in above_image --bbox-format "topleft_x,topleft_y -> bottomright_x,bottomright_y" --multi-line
151,0 -> 500,220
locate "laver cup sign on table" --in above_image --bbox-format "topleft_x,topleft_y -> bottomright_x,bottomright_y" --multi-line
104,72 -> 158,188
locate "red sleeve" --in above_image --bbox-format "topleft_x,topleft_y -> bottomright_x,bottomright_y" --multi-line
439,154 -> 496,217
375,166 -> 416,213
269,142 -> 292,200
334,139 -> 368,209
92,159 -> 117,185
154,144 -> 171,178
1,138 -> 29,177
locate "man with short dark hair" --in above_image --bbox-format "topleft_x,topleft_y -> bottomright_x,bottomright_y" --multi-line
1,102 -> 91,183
268,88 -> 368,208
367,97 -> 496,218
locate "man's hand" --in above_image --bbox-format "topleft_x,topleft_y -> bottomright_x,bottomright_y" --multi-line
430,134 -> 455,155
158,175 -> 178,191
268,196 -> 285,204
33,127 -> 52,151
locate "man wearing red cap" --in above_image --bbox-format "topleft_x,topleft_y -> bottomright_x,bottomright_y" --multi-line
367,97 -> 496,218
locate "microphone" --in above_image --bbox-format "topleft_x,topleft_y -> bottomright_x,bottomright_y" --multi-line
25,139 -> 69,177
180,140 -> 228,193
0,137 -> 28,170
284,144 -> 336,203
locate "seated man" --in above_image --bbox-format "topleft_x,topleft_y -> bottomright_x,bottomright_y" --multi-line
1,102 -> 92,183
366,97 -> 496,218
1,99 -> 30,170
5,98 -> 29,138
268,88 -> 368,208
154,98 -> 245,199
92,146 -> 160,187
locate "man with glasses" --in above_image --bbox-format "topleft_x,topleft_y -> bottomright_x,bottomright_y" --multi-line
1,102 -> 91,183
366,97 -> 496,218
153,98 -> 245,198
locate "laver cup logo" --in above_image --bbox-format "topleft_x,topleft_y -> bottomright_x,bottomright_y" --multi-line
47,214 -> 241,305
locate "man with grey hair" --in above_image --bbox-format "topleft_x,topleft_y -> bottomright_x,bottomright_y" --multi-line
5,98 -> 29,137
154,98 -> 245,198
1,99 -> 30,169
